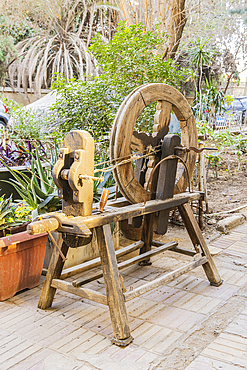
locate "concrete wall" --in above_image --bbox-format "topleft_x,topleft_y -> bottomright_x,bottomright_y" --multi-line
0,87 -> 50,106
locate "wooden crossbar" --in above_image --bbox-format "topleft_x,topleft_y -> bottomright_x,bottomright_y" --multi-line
61,240 -> 144,280
124,256 -> 208,301
51,279 -> 108,305
152,240 -> 196,257
71,241 -> 178,287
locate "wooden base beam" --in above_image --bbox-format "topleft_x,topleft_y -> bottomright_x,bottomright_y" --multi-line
61,240 -> 144,279
72,241 -> 178,287
152,240 -> 196,257
124,256 -> 207,301
51,279 -> 107,305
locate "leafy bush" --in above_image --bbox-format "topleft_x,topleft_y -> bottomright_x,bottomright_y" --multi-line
52,22 -> 187,141
0,195 -> 31,231
0,34 -> 16,84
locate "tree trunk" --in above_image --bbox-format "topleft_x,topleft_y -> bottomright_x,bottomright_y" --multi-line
160,0 -> 187,60
118,0 -> 187,60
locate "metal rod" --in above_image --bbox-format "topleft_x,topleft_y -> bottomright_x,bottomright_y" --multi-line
47,231 -> 67,262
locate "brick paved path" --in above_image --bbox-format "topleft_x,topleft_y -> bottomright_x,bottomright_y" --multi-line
1,223 -> 247,369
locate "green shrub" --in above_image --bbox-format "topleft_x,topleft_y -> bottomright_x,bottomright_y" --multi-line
52,22 -> 187,141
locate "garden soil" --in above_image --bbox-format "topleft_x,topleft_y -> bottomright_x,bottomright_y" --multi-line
192,149 -> 247,242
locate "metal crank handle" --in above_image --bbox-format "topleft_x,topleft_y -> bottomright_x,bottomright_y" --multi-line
27,218 -> 59,235
175,146 -> 218,154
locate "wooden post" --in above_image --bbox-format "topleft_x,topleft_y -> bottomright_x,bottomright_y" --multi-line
198,142 -> 209,214
178,202 -> 222,286
38,234 -> 69,309
156,134 -> 181,234
96,224 -> 133,346
139,212 -> 154,265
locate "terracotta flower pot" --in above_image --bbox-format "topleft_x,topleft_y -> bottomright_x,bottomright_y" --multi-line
0,231 -> 47,301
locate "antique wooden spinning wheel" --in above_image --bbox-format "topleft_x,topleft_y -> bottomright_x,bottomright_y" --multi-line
110,83 -> 197,204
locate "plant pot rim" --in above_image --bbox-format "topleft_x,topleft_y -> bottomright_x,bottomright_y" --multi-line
0,231 -> 47,255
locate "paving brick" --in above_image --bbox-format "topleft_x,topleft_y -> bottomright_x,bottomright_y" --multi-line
0,333 -> 17,348
50,327 -> 87,350
130,322 -> 153,338
85,337 -> 111,355
228,241 -> 247,254
1,343 -> 41,370
0,336 -> 26,356
172,292 -> 195,308
142,327 -> 172,350
136,351 -> 158,364
152,330 -> 183,353
208,239 -> 235,249
123,348 -> 148,362
189,280 -> 210,294
59,330 -> 96,354
175,276 -> 198,290
200,282 -> 238,299
10,348 -> 54,370
222,232 -> 245,241
8,311 -> 49,333
0,338 -> 37,364
139,302 -> 166,320
185,355 -> 243,370
180,295 -> 221,314
18,316 -> 61,340
202,346 -> 247,368
142,286 -> 178,302
70,334 -> 106,356
133,324 -> 164,346
99,343 -> 120,357
162,290 -> 188,305
111,344 -> 135,361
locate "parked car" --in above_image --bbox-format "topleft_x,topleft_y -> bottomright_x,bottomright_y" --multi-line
0,100 -> 9,127
215,96 -> 247,128
225,96 -> 247,125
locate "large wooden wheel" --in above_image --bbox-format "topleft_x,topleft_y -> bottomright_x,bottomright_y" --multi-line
110,83 -> 197,204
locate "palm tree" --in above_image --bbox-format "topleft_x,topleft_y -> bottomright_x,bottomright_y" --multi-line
189,36 -> 215,94
8,0 -> 120,97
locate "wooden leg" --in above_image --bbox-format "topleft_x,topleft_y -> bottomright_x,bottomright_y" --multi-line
96,225 -> 133,346
38,234 -> 69,309
139,213 -> 154,266
178,202 -> 222,286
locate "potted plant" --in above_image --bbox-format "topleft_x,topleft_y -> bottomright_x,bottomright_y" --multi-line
0,195 -> 48,301
0,139 -> 50,200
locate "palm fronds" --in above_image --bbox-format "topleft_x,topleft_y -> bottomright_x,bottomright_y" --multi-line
8,0 -> 121,96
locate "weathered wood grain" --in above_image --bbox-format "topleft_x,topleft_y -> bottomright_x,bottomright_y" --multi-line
61,240 -> 144,279
124,256 -> 208,301
178,202 -> 222,286
96,225 -> 132,341
51,279 -> 107,305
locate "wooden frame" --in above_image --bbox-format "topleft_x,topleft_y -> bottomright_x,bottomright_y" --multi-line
37,192 -> 222,346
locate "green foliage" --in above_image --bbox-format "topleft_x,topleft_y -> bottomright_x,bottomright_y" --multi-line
4,97 -> 52,142
0,15 -> 36,44
0,195 -> 31,230
89,22 -> 181,90
206,151 -> 222,178
93,153 -> 116,202
9,109 -> 51,141
193,80 -> 225,121
0,34 -> 16,83
0,153 -> 61,219
189,37 -> 215,69
52,22 -> 186,140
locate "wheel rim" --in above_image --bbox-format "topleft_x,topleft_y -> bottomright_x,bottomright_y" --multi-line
110,83 -> 197,204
